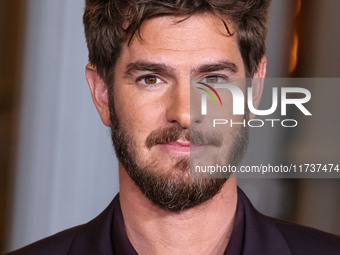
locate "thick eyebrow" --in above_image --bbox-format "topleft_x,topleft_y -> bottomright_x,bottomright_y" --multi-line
192,60 -> 238,75
124,60 -> 238,77
125,61 -> 176,77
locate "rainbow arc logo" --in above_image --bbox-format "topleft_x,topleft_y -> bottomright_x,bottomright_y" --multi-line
196,82 -> 223,106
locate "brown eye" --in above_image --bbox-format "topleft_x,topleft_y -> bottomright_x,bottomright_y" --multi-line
144,76 -> 157,84
136,75 -> 163,88
206,76 -> 218,83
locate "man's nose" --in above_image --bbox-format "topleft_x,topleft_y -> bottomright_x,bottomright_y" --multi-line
165,81 -> 202,128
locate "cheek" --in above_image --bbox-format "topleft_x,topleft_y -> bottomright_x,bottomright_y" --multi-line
113,89 -> 165,137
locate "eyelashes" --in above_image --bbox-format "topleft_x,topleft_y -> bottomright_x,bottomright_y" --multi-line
200,75 -> 229,84
135,74 -> 229,89
136,75 -> 165,88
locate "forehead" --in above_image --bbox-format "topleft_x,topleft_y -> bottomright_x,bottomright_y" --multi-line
117,13 -> 244,74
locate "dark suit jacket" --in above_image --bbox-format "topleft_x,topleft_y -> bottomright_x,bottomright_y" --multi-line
7,188 -> 340,255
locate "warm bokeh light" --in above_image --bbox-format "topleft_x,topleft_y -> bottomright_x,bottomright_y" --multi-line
296,0 -> 302,16
289,32 -> 299,74
289,0 -> 301,74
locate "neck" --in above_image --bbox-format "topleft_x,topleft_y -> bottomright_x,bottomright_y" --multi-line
119,165 -> 238,255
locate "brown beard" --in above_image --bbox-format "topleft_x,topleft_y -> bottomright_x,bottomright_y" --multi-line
109,95 -> 249,211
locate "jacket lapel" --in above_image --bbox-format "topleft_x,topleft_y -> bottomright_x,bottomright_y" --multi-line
238,188 -> 292,255
67,196 -> 118,255
65,189 -> 294,255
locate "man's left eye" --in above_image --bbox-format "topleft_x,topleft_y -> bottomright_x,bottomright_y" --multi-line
201,76 -> 227,84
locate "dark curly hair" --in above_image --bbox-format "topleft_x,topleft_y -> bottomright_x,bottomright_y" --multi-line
83,0 -> 272,83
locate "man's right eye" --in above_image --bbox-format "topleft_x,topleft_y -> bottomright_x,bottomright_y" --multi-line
136,75 -> 164,88
144,76 -> 158,84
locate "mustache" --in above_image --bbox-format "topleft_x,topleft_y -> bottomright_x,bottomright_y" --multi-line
146,125 -> 222,149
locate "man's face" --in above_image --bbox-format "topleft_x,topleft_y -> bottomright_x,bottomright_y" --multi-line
110,13 -> 249,210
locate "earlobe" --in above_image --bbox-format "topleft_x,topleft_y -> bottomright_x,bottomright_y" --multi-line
85,63 -> 111,126
254,56 -> 267,79
249,57 -> 267,119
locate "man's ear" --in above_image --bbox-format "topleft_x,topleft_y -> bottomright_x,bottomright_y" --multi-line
249,56 -> 267,120
85,63 -> 111,127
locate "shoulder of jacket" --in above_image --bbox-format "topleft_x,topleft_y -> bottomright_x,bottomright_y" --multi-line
6,224 -> 85,255
270,217 -> 340,255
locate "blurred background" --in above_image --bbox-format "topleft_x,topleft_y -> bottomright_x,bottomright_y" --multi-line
0,0 -> 339,253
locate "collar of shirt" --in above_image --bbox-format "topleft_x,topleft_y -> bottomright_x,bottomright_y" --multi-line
111,194 -> 244,255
